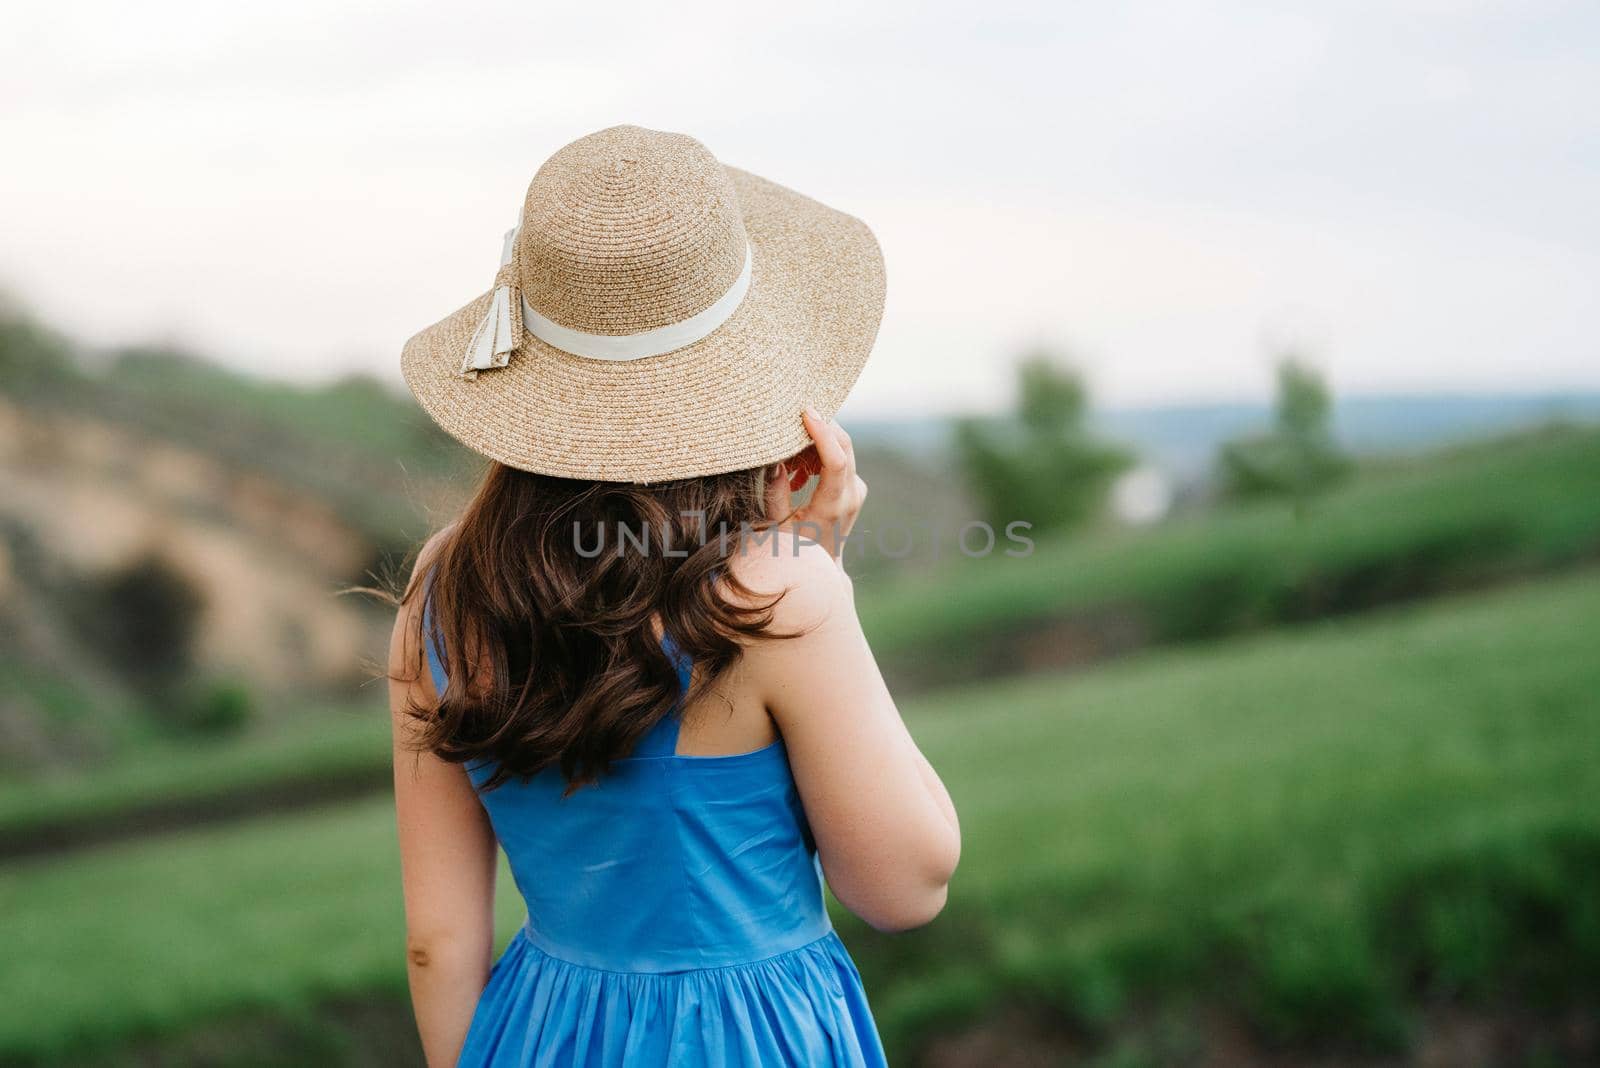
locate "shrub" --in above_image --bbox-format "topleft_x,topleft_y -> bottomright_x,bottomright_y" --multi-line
163,678 -> 255,736
70,554 -> 204,693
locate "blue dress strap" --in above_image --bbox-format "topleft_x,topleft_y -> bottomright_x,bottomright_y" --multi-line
421,596 -> 449,698
629,634 -> 691,758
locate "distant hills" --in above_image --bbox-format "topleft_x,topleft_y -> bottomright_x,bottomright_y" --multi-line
850,391 -> 1600,480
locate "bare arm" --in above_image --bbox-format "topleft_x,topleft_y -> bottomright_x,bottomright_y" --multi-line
741,411 -> 961,932
389,554 -> 498,1066
739,544 -> 959,931
912,744 -> 960,834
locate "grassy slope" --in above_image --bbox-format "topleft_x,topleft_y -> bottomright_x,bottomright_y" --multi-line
9,427 -> 1597,842
0,711 -> 389,846
861,427 -> 1600,678
2,338 -> 474,551
3,572 -> 1598,1061
858,570 -> 1600,1053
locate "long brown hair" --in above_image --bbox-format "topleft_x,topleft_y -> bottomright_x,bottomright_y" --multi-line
400,461 -> 785,792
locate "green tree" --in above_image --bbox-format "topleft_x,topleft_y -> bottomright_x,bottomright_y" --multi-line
955,353 -> 1132,536
1219,357 -> 1351,517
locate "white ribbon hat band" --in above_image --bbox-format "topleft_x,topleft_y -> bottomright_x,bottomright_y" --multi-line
523,246 -> 752,362
461,225 -> 753,375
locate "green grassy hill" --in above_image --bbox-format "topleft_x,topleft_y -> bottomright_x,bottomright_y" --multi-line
4,571 -> 1596,1065
863,425 -> 1600,689
11,426 -> 1600,851
0,308 -> 470,765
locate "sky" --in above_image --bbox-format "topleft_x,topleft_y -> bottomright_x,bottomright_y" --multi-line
2,0 -> 1596,417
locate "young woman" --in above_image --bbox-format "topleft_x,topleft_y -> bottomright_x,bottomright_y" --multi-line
389,125 -> 959,1067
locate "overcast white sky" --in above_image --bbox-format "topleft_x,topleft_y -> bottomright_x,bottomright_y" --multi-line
2,0 -> 1596,416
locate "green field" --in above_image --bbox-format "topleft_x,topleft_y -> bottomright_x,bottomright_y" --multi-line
862,426 -> 1600,687
5,571 -> 1597,1064
859,570 -> 1600,1057
0,711 -> 388,852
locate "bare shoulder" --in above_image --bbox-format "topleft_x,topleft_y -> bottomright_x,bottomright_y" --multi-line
390,523 -> 457,678
725,527 -> 853,636
723,529 -> 883,733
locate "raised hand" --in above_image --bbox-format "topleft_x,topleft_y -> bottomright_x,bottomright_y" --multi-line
786,407 -> 867,561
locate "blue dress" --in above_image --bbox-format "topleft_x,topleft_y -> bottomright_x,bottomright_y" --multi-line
423,630 -> 888,1067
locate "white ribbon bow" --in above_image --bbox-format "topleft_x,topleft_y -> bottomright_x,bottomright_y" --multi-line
460,227 -> 523,378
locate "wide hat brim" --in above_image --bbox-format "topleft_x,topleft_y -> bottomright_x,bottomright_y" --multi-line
401,167 -> 885,484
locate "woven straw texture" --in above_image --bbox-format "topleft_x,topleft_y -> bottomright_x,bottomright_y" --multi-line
402,125 -> 885,483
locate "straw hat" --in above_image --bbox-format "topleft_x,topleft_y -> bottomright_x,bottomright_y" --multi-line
401,125 -> 886,483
